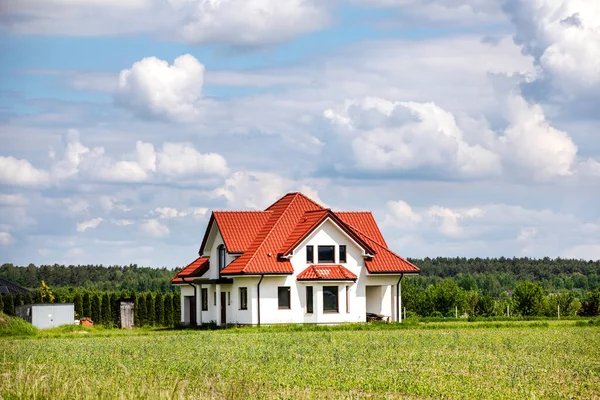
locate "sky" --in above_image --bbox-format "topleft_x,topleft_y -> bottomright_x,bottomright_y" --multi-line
0,0 -> 599,268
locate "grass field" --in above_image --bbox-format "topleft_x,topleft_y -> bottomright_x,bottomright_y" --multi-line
1,320 -> 599,399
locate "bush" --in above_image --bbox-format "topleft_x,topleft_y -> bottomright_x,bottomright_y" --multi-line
0,312 -> 38,337
513,281 -> 545,316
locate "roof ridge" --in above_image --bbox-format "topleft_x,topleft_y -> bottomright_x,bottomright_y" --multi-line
264,192 -> 325,212
343,221 -> 388,250
351,226 -> 418,268
334,211 -> 373,214
213,210 -> 272,213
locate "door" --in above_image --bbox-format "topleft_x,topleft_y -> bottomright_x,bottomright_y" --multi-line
189,296 -> 197,326
220,292 -> 227,326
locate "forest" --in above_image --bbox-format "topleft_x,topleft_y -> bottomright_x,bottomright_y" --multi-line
1,257 -> 599,321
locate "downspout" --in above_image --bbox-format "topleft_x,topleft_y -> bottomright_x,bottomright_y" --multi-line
396,274 -> 404,323
181,276 -> 198,326
257,275 -> 265,326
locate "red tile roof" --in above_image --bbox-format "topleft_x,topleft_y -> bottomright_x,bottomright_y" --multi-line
174,192 -> 420,280
213,211 -> 271,253
297,265 -> 358,281
170,257 -> 209,283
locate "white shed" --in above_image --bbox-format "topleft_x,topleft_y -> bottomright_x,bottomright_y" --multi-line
15,303 -> 75,329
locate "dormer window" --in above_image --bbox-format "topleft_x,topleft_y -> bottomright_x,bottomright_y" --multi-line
306,245 -> 314,263
318,245 -> 335,263
218,244 -> 226,270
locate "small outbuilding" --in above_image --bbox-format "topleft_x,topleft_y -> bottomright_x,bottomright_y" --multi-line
15,303 -> 75,329
119,299 -> 135,329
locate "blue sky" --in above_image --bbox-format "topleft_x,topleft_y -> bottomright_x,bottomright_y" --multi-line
1,0 -> 599,267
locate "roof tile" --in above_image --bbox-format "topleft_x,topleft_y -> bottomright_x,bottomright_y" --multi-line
297,265 -> 357,281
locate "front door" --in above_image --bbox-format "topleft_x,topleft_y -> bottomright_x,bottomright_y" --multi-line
189,296 -> 197,326
220,292 -> 227,326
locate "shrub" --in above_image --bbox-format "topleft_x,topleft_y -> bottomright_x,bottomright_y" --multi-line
513,281 -> 545,316
3,293 -> 15,315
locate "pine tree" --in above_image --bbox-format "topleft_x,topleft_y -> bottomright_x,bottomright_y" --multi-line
24,291 -> 33,305
155,291 -> 164,326
91,294 -> 101,323
111,292 -> 119,326
101,292 -> 111,326
74,291 -> 84,318
34,289 -> 42,304
164,293 -> 174,327
131,289 -> 139,326
3,293 -> 15,315
83,292 -> 92,318
146,292 -> 155,326
173,291 -> 181,325
137,294 -> 146,326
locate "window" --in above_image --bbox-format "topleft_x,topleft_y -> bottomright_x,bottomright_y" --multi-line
323,286 -> 338,313
339,245 -> 347,263
227,292 -> 230,306
278,286 -> 291,309
213,292 -> 217,306
239,287 -> 247,310
346,286 -> 350,313
201,288 -> 208,311
318,245 -> 335,263
306,245 -> 314,263
218,245 -> 226,270
306,286 -> 313,314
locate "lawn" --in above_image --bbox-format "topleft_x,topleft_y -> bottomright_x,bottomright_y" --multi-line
1,320 -> 599,399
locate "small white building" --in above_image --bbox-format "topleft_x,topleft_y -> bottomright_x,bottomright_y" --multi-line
15,303 -> 75,329
171,192 -> 420,326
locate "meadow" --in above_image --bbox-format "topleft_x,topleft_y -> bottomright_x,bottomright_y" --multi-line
1,320 -> 599,399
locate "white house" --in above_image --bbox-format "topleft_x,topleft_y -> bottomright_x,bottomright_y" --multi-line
171,192 -> 420,326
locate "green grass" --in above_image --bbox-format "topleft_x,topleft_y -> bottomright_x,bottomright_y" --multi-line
1,320 -> 599,399
0,312 -> 38,338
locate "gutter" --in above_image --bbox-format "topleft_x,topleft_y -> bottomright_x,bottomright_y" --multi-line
257,275 -> 264,326
181,276 -> 198,326
396,274 -> 404,323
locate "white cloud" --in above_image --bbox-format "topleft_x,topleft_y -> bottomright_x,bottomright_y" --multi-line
427,206 -> 484,237
140,219 -> 170,237
386,200 -> 422,226
503,0 -> 600,97
499,93 -> 578,180
99,196 -> 131,212
0,231 -> 14,246
562,245 -> 600,261
76,217 -> 104,232
517,227 -> 538,241
0,156 -> 50,187
155,142 -> 228,177
154,207 -> 188,219
213,170 -> 323,209
324,97 -> 502,178
113,219 -> 135,227
115,54 -> 205,122
0,194 -> 29,207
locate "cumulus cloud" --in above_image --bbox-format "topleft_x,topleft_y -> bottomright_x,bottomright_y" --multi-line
503,0 -> 600,97
77,217 -> 104,232
0,231 -> 14,246
0,194 -> 29,207
154,207 -> 188,219
115,54 -> 205,122
0,156 -> 50,187
140,219 -> 170,237
156,142 -> 228,177
324,97 -> 502,178
213,171 -> 323,209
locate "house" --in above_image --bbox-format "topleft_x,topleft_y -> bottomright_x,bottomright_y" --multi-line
171,192 -> 420,326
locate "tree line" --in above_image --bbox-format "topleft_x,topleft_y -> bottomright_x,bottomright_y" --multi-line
1,287 -> 182,328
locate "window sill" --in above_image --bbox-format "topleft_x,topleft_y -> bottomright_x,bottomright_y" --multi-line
278,307 -> 291,310
323,311 -> 339,314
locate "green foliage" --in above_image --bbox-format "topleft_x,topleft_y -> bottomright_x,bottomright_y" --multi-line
40,280 -> 55,303
164,293 -> 174,327
475,294 -> 496,317
73,291 -> 83,318
3,293 -> 15,315
91,294 -> 101,323
578,289 -> 600,317
24,291 -> 33,306
82,292 -> 92,318
0,311 -> 38,337
111,292 -> 119,326
513,281 -> 545,316
173,291 -> 181,324
101,293 -> 111,325
137,294 -> 146,327
155,291 -> 164,326
145,292 -> 154,326
0,295 -> 3,315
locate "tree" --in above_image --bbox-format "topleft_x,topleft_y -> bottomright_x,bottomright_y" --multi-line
513,281 -> 545,316
131,289 -> 139,326
137,293 -> 146,326
101,292 -> 111,325
111,292 -> 120,326
74,291 -> 83,318
155,291 -> 164,326
24,291 -> 33,305
164,293 -> 174,327
578,289 -> 600,317
91,294 -> 101,323
3,293 -> 15,315
146,292 -> 155,326
475,294 -> 496,316
82,292 -> 92,318
173,291 -> 181,325
40,280 -> 55,303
